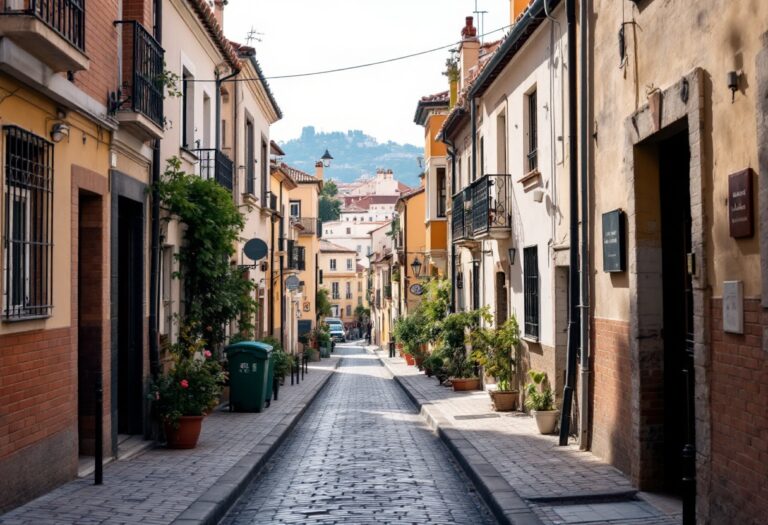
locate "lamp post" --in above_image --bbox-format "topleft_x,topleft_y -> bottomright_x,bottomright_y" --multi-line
410,256 -> 422,279
321,149 -> 334,168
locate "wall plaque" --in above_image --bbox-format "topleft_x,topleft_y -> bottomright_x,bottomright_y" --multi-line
728,169 -> 754,238
602,209 -> 626,273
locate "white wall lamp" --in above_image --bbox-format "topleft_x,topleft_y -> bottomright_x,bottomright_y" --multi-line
508,247 -> 517,266
50,123 -> 70,143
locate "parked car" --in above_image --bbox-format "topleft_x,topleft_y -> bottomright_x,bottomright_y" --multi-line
324,318 -> 346,342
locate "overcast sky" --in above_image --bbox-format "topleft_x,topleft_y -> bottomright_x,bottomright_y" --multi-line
223,1 -> 510,146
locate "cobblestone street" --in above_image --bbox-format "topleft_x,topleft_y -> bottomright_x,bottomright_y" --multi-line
221,344 -> 496,525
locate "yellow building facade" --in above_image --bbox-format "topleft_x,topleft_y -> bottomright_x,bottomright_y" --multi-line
318,240 -> 364,326
394,188 -> 427,317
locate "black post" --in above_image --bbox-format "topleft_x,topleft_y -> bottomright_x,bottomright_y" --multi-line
682,367 -> 696,524
273,375 -> 279,401
94,376 -> 103,485
389,341 -> 396,358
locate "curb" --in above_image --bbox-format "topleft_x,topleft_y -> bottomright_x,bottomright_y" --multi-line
171,357 -> 342,525
377,352 -> 544,525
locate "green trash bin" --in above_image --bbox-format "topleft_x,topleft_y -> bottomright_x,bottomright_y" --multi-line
225,341 -> 273,412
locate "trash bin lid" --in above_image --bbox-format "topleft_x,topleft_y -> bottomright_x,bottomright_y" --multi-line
225,341 -> 273,358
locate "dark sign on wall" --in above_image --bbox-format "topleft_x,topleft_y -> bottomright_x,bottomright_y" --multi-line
728,169 -> 754,238
602,209 -> 626,273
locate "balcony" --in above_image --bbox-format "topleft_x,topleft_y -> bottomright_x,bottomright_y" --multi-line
114,21 -> 164,140
291,216 -> 319,236
192,149 -> 233,191
0,0 -> 88,72
452,174 -> 512,242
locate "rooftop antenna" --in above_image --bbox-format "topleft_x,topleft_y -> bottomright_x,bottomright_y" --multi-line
245,27 -> 263,46
473,0 -> 488,43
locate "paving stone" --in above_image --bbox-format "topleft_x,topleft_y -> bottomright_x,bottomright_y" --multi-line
221,345 -> 496,525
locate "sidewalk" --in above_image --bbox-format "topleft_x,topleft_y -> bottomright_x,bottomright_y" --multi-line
0,356 -> 340,525
373,346 -> 682,525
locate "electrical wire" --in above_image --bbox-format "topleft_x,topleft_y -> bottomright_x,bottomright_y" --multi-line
185,25 -> 512,83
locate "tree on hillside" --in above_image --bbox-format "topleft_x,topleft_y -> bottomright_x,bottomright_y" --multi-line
319,180 -> 341,222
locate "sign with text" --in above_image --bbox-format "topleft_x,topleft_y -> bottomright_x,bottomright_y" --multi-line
602,209 -> 626,273
728,169 -> 754,238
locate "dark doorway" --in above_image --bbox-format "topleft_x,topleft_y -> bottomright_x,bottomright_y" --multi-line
495,271 -> 507,328
658,128 -> 695,495
77,193 -> 104,456
117,197 -> 144,435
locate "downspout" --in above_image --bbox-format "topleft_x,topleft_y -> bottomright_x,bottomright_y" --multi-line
314,252 -> 318,327
559,0 -> 580,446
471,99 -> 478,182
403,204 -> 408,311
279,182 -> 285,349
148,0 -> 162,379
445,142 -> 457,313
269,209 -> 275,337
215,69 -> 239,151
578,0 -> 591,450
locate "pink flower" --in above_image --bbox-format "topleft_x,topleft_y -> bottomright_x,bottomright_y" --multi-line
180,379 -> 189,389
204,350 -> 212,359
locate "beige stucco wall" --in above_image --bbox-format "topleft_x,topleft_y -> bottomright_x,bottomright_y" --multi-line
592,0 -> 767,321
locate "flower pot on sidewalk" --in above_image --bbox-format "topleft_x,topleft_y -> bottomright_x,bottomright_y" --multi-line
164,415 -> 204,449
451,378 -> 480,391
404,354 -> 415,366
489,390 -> 519,411
532,409 -> 560,434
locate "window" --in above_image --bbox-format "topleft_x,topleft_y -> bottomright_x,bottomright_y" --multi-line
202,92 -> 211,148
2,126 -> 53,320
358,296 -> 362,306
479,136 -> 485,178
346,258 -> 353,270
366,246 -> 372,255
472,260 -> 480,310
294,246 -> 306,271
245,119 -> 255,194
346,227 -> 351,234
497,112 -> 507,173
527,89 -> 538,172
346,305 -> 352,317
524,246 -> 539,339
331,304 -> 339,317
358,281 -> 362,292
345,282 -> 352,299
436,167 -> 447,217
260,139 -> 268,206
357,244 -> 362,254
181,69 -> 194,148
330,259 -> 336,270
332,282 -> 340,299
289,200 -> 301,218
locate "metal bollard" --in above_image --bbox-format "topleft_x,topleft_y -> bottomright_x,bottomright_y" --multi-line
389,341 -> 395,358
273,375 -> 279,401
94,376 -> 103,486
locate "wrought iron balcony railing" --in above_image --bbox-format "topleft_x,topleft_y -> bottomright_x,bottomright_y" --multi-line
2,0 -> 85,51
451,192 -> 465,241
115,21 -> 164,129
453,174 -> 512,241
192,149 -> 233,191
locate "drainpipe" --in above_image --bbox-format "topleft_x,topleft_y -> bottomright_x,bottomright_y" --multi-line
559,0 -> 580,446
269,209 -> 275,337
403,204 -> 408,310
280,182 -> 285,349
446,142 -> 457,313
471,98 -> 478,182
578,0 -> 591,450
148,0 -> 163,379
215,68 -> 239,152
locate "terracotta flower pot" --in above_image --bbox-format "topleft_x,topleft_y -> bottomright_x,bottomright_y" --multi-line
452,378 -> 480,391
404,354 -> 415,366
164,415 -> 204,449
489,390 -> 519,411
414,355 -> 424,368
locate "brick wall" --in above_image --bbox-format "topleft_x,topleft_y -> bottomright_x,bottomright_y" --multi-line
709,298 -> 768,525
590,318 -> 633,477
74,0 -> 120,105
0,327 -> 77,511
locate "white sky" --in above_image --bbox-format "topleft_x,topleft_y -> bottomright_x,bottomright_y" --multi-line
223,1 -> 510,146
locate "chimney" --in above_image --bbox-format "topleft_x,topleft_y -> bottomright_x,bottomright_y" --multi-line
459,17 -> 479,91
213,0 -> 225,29
315,161 -> 324,180
510,0 -> 528,24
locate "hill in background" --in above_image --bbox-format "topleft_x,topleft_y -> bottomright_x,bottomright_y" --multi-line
278,126 -> 423,186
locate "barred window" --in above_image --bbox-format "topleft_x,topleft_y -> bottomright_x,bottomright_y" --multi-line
3,126 -> 54,320
524,246 -> 539,339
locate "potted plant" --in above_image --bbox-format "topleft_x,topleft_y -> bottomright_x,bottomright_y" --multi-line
149,327 -> 227,449
471,316 -> 521,411
524,370 -> 559,434
438,309 -> 485,391
393,313 -> 426,366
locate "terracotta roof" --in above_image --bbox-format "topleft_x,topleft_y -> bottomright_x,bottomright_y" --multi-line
186,0 -> 240,72
270,140 -> 286,156
280,163 -> 320,184
414,90 -> 450,125
341,204 -> 367,213
231,42 -> 282,119
320,240 -> 357,253
397,186 -> 425,206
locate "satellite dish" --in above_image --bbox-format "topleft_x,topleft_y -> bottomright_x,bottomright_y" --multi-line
243,238 -> 268,262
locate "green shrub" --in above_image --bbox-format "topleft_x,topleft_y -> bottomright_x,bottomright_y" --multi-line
524,370 -> 555,411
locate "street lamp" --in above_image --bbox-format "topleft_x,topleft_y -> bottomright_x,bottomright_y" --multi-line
410,256 -> 423,278
321,149 -> 334,168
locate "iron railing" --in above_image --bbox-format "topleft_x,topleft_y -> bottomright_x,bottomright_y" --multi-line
471,174 -> 511,236
3,0 -> 85,51
451,192 -> 465,241
192,149 -> 233,191
116,21 -> 164,128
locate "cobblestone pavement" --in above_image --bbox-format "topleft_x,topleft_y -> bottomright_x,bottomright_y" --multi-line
221,344 -> 496,525
376,349 -> 682,525
0,357 -> 339,525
